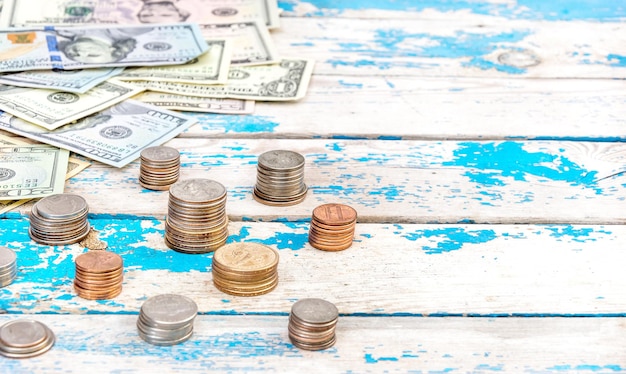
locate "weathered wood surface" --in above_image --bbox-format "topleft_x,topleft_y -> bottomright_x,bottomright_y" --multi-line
1,315 -> 625,373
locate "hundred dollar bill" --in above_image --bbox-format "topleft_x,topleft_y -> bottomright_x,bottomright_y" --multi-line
126,58 -> 315,101
0,100 -> 197,168
198,22 -> 279,66
0,134 -> 90,213
0,80 -> 144,130
1,0 -> 281,29
134,91 -> 254,114
118,40 -> 231,84
0,23 -> 209,72
0,67 -> 124,94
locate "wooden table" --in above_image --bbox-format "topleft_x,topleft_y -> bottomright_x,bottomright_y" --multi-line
2,1 -> 626,372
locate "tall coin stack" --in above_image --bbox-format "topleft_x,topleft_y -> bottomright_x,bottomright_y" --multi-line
139,146 -> 181,191
0,319 -> 55,358
253,150 -> 307,206
309,203 -> 357,251
137,294 -> 198,346
288,298 -> 339,351
0,247 -> 17,288
165,179 -> 229,253
29,194 -> 90,245
212,242 -> 279,297
74,251 -> 124,300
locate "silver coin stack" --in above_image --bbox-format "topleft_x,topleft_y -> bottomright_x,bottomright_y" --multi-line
253,150 -> 307,206
165,178 -> 229,253
137,294 -> 198,346
139,146 -> 181,191
288,298 -> 339,351
0,247 -> 17,288
0,319 -> 55,358
29,194 -> 90,245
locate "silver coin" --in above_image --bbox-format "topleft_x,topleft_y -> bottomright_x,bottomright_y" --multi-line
169,179 -> 226,203
140,146 -> 180,163
290,298 -> 338,325
33,194 -> 88,220
0,247 -> 16,271
258,150 -> 305,171
140,294 -> 198,328
0,319 -> 47,348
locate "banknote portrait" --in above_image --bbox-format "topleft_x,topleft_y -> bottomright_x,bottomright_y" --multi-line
55,27 -> 151,64
137,0 -> 191,23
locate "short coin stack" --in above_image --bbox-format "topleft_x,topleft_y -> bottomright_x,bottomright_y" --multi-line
165,178 -> 229,253
139,146 -> 181,191
137,294 -> 198,346
212,242 -> 279,297
288,298 -> 339,351
253,150 -> 307,206
0,247 -> 17,288
309,203 -> 357,251
29,194 -> 90,245
74,251 -> 124,300
0,319 -> 55,358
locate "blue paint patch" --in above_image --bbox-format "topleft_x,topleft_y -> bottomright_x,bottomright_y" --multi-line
338,79 -> 363,88
544,225 -> 610,243
548,364 -> 624,372
227,223 -> 310,250
192,113 -> 279,133
403,228 -> 498,254
607,54 -> 626,67
474,364 -> 504,371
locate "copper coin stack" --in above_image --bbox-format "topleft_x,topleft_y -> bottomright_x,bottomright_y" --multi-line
288,298 -> 339,351
0,319 -> 55,358
212,242 -> 279,296
137,294 -> 198,346
29,194 -> 90,245
253,150 -> 307,206
139,146 -> 180,191
0,246 -> 17,288
74,251 -> 124,300
165,178 -> 229,253
308,203 -> 357,251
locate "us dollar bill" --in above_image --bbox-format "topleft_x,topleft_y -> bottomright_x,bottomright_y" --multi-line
134,92 -> 254,114
0,134 -> 90,213
0,23 -> 209,72
0,100 -> 197,168
198,22 -> 279,66
0,67 -> 124,94
125,59 -> 315,101
118,40 -> 231,84
0,80 -> 144,130
1,0 -> 281,29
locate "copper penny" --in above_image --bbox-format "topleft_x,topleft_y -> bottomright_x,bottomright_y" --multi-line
312,204 -> 357,226
75,251 -> 123,273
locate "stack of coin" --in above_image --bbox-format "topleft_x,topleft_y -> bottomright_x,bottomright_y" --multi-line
212,242 -> 279,297
253,150 -> 307,206
0,247 -> 17,288
165,178 -> 229,253
139,146 -> 180,191
309,203 -> 357,251
74,251 -> 124,300
137,294 -> 198,346
288,298 -> 339,351
29,194 -> 90,245
0,319 -> 55,358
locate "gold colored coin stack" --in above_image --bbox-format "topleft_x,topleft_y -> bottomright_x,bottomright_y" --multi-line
165,178 -> 229,253
212,242 -> 279,296
74,251 -> 124,300
253,150 -> 307,206
139,146 -> 181,191
288,298 -> 339,351
0,319 -> 55,359
0,246 -> 17,288
308,203 -> 357,251
29,194 -> 90,245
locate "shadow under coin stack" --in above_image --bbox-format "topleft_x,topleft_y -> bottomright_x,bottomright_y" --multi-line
74,251 -> 124,300
212,242 -> 280,297
0,319 -> 55,358
309,203 -> 357,251
29,194 -> 90,245
137,294 -> 198,346
253,150 -> 307,206
165,179 -> 229,253
139,146 -> 181,191
288,298 -> 339,351
0,247 -> 17,288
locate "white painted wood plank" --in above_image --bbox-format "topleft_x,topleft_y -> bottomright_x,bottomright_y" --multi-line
179,76 -> 626,140
271,17 -> 626,78
4,139 -> 623,224
1,220 -> 624,315
0,315 -> 624,372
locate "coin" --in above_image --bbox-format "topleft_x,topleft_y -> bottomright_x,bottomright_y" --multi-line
169,179 -> 226,203
141,146 -> 180,163
33,194 -> 88,220
288,298 -> 339,351
137,294 -> 198,346
258,150 -> 305,171
0,319 -> 55,358
75,251 -> 123,273
312,204 -> 357,226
